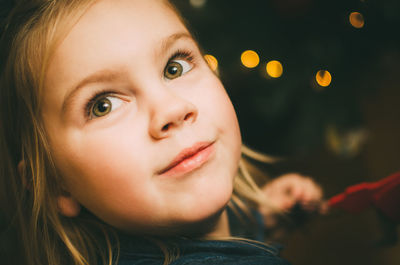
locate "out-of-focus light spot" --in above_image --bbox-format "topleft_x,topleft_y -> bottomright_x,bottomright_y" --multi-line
204,54 -> 218,71
349,12 -> 364,28
315,70 -> 332,87
266,60 -> 283,78
190,0 -> 207,8
326,124 -> 368,158
241,50 -> 260,68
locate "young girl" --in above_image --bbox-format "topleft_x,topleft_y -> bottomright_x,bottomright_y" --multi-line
0,0 -> 323,264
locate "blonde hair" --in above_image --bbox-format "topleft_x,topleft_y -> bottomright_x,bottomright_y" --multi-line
0,1 -> 274,265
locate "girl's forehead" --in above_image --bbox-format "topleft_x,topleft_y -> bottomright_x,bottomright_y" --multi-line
44,0 -> 189,106
66,0 -> 186,45
83,0 -> 177,23
50,0 -> 187,67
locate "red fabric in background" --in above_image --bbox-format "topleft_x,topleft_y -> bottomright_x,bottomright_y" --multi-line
328,172 -> 400,222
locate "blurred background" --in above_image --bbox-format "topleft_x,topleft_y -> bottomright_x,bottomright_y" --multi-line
171,0 -> 400,264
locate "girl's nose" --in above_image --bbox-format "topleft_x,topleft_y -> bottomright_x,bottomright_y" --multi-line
149,94 -> 198,139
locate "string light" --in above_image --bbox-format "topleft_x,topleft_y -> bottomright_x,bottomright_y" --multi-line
204,54 -> 218,71
315,70 -> 332,87
266,60 -> 283,78
190,0 -> 207,8
349,12 -> 365,28
241,50 -> 260,68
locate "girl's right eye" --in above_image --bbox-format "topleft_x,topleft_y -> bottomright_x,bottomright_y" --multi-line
89,96 -> 123,119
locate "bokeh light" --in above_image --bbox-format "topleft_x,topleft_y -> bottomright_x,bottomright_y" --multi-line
190,0 -> 207,8
266,60 -> 283,78
326,125 -> 368,158
349,12 -> 365,28
204,54 -> 218,71
241,50 -> 260,68
315,70 -> 332,87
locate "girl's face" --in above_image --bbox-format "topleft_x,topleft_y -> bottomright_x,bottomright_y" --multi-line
42,0 -> 241,235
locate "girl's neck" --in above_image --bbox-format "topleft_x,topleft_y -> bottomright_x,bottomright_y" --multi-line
203,209 -> 231,238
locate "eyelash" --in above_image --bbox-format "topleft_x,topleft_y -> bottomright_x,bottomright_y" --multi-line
84,49 -> 195,120
168,49 -> 194,64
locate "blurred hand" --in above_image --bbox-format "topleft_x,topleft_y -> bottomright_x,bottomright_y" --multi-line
259,173 -> 325,228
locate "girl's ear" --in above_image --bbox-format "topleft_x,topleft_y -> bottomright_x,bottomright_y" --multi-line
18,160 -> 81,217
57,193 -> 81,217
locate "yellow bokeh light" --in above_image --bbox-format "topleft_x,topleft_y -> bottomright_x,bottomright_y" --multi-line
349,12 -> 364,28
204,54 -> 218,71
241,50 -> 260,68
315,70 -> 332,87
266,60 -> 283,78
190,0 -> 207,8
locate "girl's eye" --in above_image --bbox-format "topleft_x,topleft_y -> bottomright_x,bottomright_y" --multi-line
164,59 -> 192,80
90,96 -> 123,118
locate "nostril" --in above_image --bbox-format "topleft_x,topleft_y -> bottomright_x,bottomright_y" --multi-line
184,113 -> 192,121
162,124 -> 170,131
159,113 -> 194,133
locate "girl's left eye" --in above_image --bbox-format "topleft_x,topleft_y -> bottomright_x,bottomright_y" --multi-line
164,59 -> 192,80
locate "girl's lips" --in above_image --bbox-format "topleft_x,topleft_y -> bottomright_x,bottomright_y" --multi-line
159,142 -> 215,177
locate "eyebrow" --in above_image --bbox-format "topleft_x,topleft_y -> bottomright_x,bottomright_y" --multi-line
62,69 -> 121,113
158,32 -> 193,58
61,32 -> 193,113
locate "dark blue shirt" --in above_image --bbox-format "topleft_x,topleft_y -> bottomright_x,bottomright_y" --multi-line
117,236 -> 290,265
116,207 -> 291,265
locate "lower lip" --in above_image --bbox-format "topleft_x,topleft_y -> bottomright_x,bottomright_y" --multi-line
161,143 -> 215,178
